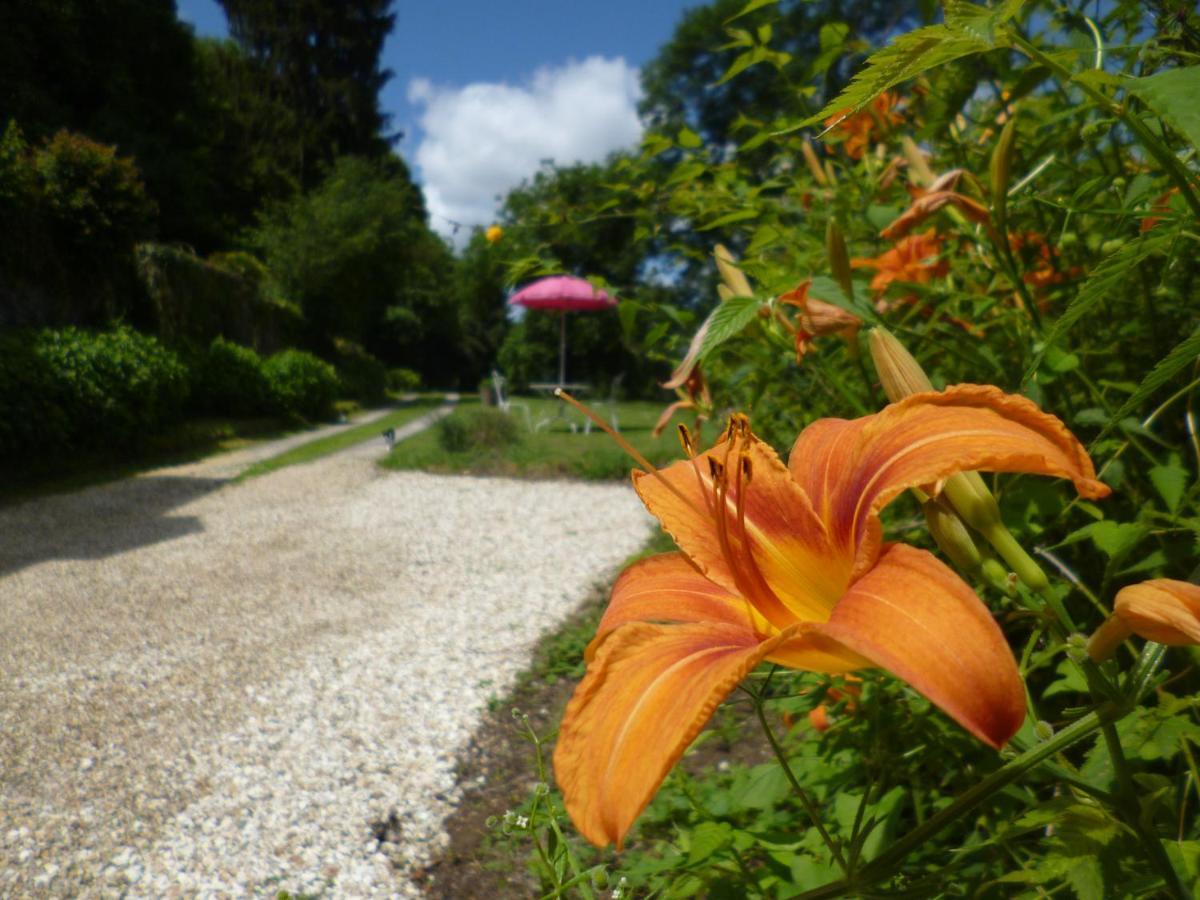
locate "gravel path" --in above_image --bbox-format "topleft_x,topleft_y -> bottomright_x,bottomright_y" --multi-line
0,433 -> 653,896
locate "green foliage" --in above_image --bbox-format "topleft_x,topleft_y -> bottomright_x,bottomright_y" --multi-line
437,408 -> 521,454
483,1 -> 1200,895
262,349 -> 339,421
386,367 -> 422,393
0,326 -> 189,461
1125,65 -> 1200,153
331,337 -> 387,404
191,336 -> 273,417
135,243 -> 301,351
249,156 -> 459,383
0,125 -> 154,327
218,0 -> 395,188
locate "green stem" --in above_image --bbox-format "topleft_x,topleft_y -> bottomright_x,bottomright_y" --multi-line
751,695 -> 849,874
1010,34 -> 1200,219
794,708 -> 1114,899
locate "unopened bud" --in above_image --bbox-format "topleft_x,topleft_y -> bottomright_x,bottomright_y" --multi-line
989,115 -> 1017,226
1034,720 -> 1054,741
868,327 -> 934,399
714,244 -> 753,298
826,219 -> 853,301
900,136 -> 935,188
923,498 -> 983,573
591,868 -> 610,890
942,471 -> 1003,533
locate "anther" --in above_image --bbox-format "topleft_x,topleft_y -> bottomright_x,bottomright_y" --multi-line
677,424 -> 695,458
741,455 -> 753,484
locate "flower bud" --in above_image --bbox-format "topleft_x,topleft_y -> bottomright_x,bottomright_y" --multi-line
868,327 -> 934,398
714,244 -> 754,298
869,328 -> 1006,534
923,497 -> 984,573
826,219 -> 853,301
900,136 -> 934,188
989,115 -> 1017,226
1034,720 -> 1054,741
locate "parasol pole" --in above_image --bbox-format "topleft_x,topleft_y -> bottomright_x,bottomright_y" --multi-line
558,311 -> 567,386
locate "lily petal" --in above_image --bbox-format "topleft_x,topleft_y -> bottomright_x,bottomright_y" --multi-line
1114,579 -> 1200,645
789,384 -> 1110,565
554,621 -> 790,848
594,553 -> 754,652
814,543 -> 1025,748
634,431 -> 850,626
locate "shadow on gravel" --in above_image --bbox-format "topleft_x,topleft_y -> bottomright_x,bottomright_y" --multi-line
0,474 -> 225,577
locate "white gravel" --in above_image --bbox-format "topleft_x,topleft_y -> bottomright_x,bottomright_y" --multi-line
0,450 -> 653,896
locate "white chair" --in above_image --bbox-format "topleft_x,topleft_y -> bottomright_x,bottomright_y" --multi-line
491,370 -> 535,431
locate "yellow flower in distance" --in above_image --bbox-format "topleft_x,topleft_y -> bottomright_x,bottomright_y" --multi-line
485,224 -> 503,244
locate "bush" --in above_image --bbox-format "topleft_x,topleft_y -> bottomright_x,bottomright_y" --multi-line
191,337 -> 273,416
331,337 -> 386,404
386,367 -> 421,393
436,408 -> 521,454
0,325 -> 188,460
262,348 -> 339,421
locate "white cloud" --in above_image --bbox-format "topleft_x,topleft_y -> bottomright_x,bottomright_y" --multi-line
408,57 -> 643,245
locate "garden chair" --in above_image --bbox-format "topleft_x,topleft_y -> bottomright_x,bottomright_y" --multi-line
582,373 -> 623,435
490,370 -> 537,431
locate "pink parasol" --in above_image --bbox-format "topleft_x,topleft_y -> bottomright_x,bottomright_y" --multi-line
508,276 -> 618,385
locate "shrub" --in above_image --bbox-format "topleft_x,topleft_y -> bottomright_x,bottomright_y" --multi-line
386,367 -> 421,393
436,408 -> 521,454
192,337 -> 273,417
0,325 -> 188,460
262,349 -> 339,421
331,337 -> 386,404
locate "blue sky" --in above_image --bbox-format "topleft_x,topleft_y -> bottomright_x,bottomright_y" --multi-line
176,0 -> 701,241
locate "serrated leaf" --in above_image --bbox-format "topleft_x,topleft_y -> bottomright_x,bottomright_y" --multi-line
804,25 -> 991,127
697,295 -> 763,362
1092,327 -> 1200,446
685,821 -> 733,865
732,762 -> 790,810
943,0 -> 1024,44
1150,455 -> 1190,514
1024,230 -> 1175,383
1126,66 -> 1200,152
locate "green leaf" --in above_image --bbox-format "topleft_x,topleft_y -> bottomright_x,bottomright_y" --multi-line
697,295 -> 763,362
698,207 -> 761,230
1150,455 -> 1190,514
803,25 -> 991,126
1023,230 -> 1175,384
944,0 -> 1027,44
685,821 -> 733,865
725,0 -> 778,24
1125,66 -> 1200,152
1093,327 -> 1200,445
677,127 -> 703,149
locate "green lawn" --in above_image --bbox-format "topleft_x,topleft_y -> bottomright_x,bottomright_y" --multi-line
378,395 -> 713,481
238,395 -> 450,480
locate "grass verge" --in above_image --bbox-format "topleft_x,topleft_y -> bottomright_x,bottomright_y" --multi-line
379,396 -> 709,481
238,395 -> 451,480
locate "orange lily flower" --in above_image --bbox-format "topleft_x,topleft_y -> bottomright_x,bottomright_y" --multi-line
1140,187 -> 1181,233
852,228 -> 948,306
882,170 -> 991,240
1088,579 -> 1200,660
554,386 -> 1109,848
779,281 -> 862,361
824,92 -> 903,160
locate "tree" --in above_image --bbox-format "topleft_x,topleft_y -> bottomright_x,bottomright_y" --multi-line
217,0 -> 395,187
639,0 -> 926,146
249,155 -> 461,381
